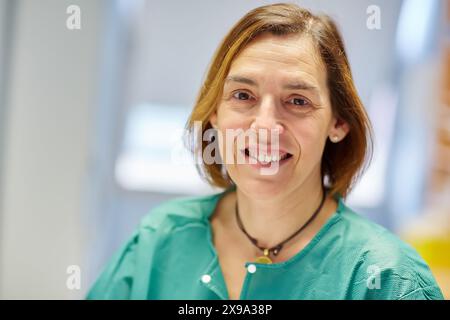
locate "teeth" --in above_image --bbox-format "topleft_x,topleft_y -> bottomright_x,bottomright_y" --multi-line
245,149 -> 288,163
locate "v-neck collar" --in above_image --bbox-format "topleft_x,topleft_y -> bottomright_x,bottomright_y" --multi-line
199,185 -> 344,299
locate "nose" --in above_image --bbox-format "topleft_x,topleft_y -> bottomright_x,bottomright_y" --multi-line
250,98 -> 285,135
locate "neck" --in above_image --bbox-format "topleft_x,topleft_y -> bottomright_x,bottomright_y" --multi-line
234,172 -> 329,249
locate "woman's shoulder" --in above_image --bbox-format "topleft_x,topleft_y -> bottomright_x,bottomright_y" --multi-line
138,191 -> 223,232
86,191 -> 225,299
334,200 -> 444,299
337,201 -> 423,265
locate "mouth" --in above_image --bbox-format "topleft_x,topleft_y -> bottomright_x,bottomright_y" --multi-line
241,147 -> 293,166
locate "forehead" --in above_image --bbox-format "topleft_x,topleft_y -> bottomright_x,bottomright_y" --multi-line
228,33 -> 326,85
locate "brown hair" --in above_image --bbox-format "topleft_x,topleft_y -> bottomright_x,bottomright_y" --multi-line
185,3 -> 373,198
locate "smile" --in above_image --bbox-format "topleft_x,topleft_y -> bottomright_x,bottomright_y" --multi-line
242,148 -> 293,166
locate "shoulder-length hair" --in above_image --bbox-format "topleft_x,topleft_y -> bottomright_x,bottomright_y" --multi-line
185,3 -> 373,198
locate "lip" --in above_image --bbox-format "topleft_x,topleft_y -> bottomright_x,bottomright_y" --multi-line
244,145 -> 292,158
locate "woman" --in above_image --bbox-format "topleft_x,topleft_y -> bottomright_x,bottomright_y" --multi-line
87,3 -> 444,300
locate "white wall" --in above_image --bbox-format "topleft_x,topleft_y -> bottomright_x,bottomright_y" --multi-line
0,0 -> 105,299
0,0 -> 406,299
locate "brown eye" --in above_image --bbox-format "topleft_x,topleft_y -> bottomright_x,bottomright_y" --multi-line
232,91 -> 252,100
289,97 -> 310,106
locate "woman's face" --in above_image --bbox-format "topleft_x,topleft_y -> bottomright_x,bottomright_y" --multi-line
209,33 -> 347,198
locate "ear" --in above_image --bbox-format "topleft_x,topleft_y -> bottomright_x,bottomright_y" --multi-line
209,111 -> 218,129
328,116 -> 350,143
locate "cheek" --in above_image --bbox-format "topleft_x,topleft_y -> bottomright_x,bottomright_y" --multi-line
215,105 -> 246,128
215,108 -> 249,161
290,119 -> 328,161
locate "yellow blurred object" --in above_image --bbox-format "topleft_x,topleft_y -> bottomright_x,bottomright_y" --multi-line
401,206 -> 450,299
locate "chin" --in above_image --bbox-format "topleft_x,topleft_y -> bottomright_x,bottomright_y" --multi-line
234,178 -> 289,199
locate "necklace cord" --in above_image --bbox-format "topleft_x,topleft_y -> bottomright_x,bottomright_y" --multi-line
235,186 -> 327,256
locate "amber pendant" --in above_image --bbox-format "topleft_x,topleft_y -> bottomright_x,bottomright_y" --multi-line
255,249 -> 272,264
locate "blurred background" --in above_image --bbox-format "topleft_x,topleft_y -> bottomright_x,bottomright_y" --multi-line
0,0 -> 449,299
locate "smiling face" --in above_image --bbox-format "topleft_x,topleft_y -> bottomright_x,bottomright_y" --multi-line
209,32 -> 348,198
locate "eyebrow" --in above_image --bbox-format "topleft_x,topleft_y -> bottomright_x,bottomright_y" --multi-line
225,75 -> 319,93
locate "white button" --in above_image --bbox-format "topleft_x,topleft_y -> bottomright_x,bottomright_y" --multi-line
201,274 -> 211,283
247,264 -> 257,274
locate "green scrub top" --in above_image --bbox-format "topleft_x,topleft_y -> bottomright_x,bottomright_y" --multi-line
86,186 -> 444,300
